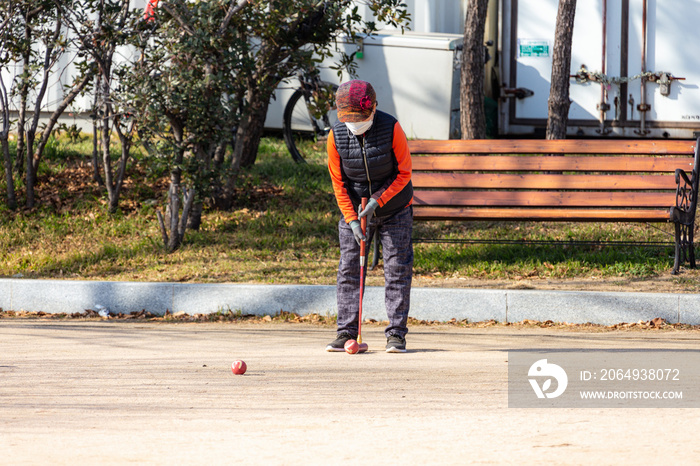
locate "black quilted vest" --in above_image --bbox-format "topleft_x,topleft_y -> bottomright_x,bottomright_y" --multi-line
333,110 -> 413,218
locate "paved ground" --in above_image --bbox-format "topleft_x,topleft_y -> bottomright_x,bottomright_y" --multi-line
2,320 -> 700,465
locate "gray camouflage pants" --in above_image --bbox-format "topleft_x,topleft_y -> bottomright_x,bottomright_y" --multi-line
336,205 -> 413,338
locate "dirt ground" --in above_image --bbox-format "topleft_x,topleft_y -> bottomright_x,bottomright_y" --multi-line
3,320 -> 700,465
411,267 -> 700,294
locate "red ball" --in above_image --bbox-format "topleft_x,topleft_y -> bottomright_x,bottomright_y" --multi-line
231,360 -> 247,375
344,339 -> 359,354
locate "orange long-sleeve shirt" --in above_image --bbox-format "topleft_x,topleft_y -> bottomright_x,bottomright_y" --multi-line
327,121 -> 412,223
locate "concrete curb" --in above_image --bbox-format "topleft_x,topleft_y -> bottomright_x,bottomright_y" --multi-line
1,278 -> 699,325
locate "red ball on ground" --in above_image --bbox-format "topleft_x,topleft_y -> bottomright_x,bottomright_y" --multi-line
344,339 -> 359,354
231,360 -> 247,375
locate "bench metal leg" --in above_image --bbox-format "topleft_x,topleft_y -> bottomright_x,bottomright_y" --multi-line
370,230 -> 380,270
672,221 -> 696,275
673,223 -> 681,275
690,226 -> 696,269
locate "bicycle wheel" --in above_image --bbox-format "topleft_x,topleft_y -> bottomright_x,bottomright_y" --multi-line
283,82 -> 338,163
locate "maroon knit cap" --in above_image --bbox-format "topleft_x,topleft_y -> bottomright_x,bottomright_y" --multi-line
336,80 -> 376,123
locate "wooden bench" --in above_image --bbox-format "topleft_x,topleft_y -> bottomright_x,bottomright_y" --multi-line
407,138 -> 700,274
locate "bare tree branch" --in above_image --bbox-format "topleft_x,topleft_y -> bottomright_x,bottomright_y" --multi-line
178,187 -> 194,240
218,0 -> 249,35
33,67 -> 96,172
0,14 -> 12,35
156,210 -> 169,246
26,9 -> 63,200
57,2 -> 109,73
159,1 -> 195,36
0,76 -> 9,132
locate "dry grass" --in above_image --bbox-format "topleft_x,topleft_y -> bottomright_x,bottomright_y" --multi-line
0,135 -> 698,293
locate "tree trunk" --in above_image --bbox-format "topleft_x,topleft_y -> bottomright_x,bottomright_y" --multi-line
25,130 -> 36,208
208,141 -> 230,210
163,169 -> 195,253
16,73 -> 27,176
237,87 -> 271,169
0,76 -> 15,209
460,0 -> 489,140
161,120 -> 194,252
167,168 -> 182,252
220,84 -> 273,208
89,14 -> 122,214
2,137 -> 16,209
15,25 -> 31,177
101,117 -> 116,212
187,202 -> 203,230
92,117 -> 103,186
110,119 -> 133,213
25,13 -> 62,209
213,140 -> 227,169
546,0 -> 577,140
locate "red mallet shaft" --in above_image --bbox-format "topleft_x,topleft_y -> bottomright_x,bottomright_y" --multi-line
358,197 -> 368,349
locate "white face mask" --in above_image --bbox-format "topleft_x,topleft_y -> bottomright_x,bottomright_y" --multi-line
345,115 -> 374,135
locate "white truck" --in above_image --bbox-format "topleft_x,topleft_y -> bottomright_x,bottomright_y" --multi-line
351,0 -> 700,140
498,0 -> 700,139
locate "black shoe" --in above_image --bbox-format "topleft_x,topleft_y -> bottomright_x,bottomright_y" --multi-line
386,334 -> 407,353
326,332 -> 355,352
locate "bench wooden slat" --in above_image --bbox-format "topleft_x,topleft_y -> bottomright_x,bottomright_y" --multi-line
413,190 -> 675,208
412,173 -> 677,190
411,155 -> 694,173
412,206 -> 671,222
408,139 -> 696,155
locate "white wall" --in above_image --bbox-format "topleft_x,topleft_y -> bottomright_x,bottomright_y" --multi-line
357,0 -> 468,34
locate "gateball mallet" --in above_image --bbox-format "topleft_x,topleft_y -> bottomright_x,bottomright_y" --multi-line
356,197 -> 369,354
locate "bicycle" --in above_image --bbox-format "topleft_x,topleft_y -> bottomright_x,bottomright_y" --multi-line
281,70 -> 338,164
